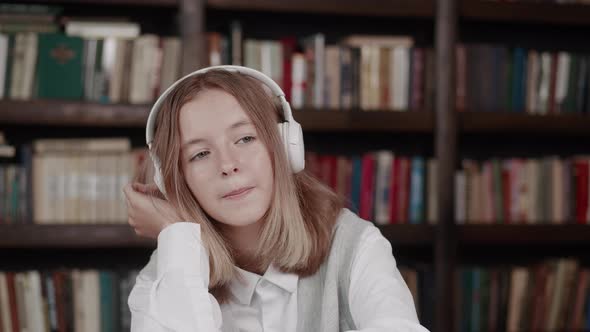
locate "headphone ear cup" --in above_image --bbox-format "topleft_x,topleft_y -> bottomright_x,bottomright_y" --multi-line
277,122 -> 290,167
287,121 -> 305,173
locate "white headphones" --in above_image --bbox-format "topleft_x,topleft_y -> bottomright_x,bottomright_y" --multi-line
145,65 -> 305,196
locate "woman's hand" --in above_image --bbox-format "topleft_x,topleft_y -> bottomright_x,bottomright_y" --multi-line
123,183 -> 181,239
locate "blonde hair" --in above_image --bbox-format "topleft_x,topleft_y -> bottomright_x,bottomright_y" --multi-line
149,70 -> 344,300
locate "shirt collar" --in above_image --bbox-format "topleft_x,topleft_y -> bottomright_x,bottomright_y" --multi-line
229,263 -> 299,305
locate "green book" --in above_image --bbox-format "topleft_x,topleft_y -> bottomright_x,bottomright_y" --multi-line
100,271 -> 114,332
36,33 -> 84,99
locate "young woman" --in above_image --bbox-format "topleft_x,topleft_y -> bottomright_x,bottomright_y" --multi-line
123,65 -> 430,332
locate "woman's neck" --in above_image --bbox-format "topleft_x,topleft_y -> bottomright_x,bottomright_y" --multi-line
220,220 -> 268,275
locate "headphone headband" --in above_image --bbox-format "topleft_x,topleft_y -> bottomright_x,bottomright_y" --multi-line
145,65 -> 295,148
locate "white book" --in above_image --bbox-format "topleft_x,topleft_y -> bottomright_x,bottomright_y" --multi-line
0,34 -> 7,99
158,37 -> 181,94
66,21 -> 140,39
291,53 -> 306,109
374,151 -> 393,225
130,35 -> 159,104
9,33 -> 24,99
538,52 -> 552,115
369,46 -> 379,110
393,46 -> 410,110
0,273 -> 12,332
313,34 -> 325,109
507,268 -> 529,332
551,157 -> 564,224
260,40 -> 273,80
84,39 -> 98,100
20,32 -> 37,100
555,52 -> 570,112
360,46 -> 371,110
26,271 -> 46,332
83,271 -> 101,332
325,46 -> 340,109
528,51 -> 540,114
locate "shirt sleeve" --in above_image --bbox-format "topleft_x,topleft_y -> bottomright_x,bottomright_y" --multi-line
127,222 -> 223,332
347,225 -> 431,332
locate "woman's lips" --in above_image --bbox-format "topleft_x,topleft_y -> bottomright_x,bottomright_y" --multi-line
222,187 -> 254,199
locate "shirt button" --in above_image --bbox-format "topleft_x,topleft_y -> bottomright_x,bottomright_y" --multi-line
259,280 -> 269,288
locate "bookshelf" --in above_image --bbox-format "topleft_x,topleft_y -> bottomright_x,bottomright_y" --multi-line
3,0 -> 590,331
0,100 -> 434,132
0,224 -> 435,248
459,0 -> 590,26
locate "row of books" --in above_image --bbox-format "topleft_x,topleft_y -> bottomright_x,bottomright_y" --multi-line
305,152 -> 438,225
458,259 -> 590,332
457,46 -> 590,115
399,265 -> 434,330
208,29 -> 433,112
0,31 -> 181,104
0,266 -> 429,332
0,3 -> 61,34
484,0 -> 590,4
0,138 -> 150,225
456,157 -> 590,224
0,269 -> 138,332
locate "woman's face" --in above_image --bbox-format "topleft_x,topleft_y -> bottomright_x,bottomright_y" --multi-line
179,89 -> 274,229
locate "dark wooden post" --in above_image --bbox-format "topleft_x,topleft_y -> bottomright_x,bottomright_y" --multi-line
435,0 -> 458,331
180,0 -> 206,74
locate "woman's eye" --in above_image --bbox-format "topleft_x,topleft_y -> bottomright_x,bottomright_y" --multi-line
237,136 -> 256,144
190,151 -> 209,161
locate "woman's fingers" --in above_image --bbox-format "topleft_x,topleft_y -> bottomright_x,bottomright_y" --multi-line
132,182 -> 162,196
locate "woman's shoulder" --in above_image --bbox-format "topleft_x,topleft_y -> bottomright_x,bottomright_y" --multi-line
135,249 -> 158,283
335,208 -> 376,233
334,209 -> 390,250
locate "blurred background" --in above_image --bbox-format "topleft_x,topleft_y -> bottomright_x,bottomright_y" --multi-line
1,0 -> 590,331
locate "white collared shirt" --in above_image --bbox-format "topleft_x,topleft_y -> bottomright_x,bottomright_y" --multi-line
128,220 -> 430,332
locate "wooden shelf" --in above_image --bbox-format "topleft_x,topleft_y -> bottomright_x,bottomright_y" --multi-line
0,224 -> 155,249
460,0 -> 590,26
0,100 -> 433,132
0,100 -> 151,127
378,224 -> 435,246
0,223 -> 434,249
459,111 -> 590,135
206,0 -> 434,18
18,0 -> 178,6
458,224 -> 590,246
296,109 -> 433,132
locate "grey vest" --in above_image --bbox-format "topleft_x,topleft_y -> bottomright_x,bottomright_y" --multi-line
296,209 -> 370,332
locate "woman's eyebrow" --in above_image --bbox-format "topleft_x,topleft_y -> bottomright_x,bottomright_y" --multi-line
182,137 -> 207,149
182,120 -> 253,149
228,119 -> 253,131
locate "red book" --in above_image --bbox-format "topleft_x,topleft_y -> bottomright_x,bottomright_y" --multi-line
52,271 -> 66,332
397,158 -> 411,223
360,154 -> 375,220
548,52 -> 558,114
411,48 -> 425,111
389,157 -> 401,224
6,273 -> 19,332
574,159 -> 589,224
502,161 -> 511,224
280,37 -> 296,102
328,156 -> 338,191
305,152 -> 321,179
